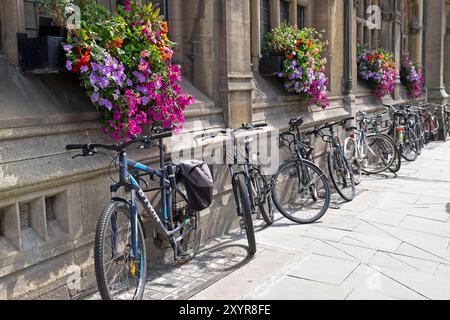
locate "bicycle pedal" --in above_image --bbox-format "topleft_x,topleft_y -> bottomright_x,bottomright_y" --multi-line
239,218 -> 246,229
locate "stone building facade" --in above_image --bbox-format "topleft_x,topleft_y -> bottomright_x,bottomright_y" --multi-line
0,0 -> 449,299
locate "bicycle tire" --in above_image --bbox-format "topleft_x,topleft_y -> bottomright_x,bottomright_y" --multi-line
328,148 -> 356,201
95,201 -> 147,300
271,160 -> 331,224
253,168 -> 274,226
343,138 -> 362,185
237,175 -> 256,255
383,134 -> 402,174
361,134 -> 396,175
402,128 -> 419,161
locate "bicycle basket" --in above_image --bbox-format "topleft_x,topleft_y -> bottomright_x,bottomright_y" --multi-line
179,160 -> 214,211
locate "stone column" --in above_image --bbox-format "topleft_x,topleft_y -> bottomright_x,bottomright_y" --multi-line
289,0 -> 297,26
424,0 -> 448,104
271,0 -> 281,27
392,0 -> 402,100
251,0 -> 261,70
408,0 -> 423,64
444,11 -> 450,96
2,0 -> 25,65
220,0 -> 253,128
343,0 -> 355,110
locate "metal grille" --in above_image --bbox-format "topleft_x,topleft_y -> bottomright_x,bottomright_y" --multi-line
297,5 -> 305,28
260,0 -> 271,48
19,203 -> 31,229
45,197 -> 57,221
280,0 -> 290,24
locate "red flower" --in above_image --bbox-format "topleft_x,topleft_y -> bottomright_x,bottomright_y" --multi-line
161,21 -> 169,34
73,47 -> 91,73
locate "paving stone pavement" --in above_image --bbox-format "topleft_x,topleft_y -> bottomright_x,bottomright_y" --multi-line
87,141 -> 450,300
190,141 -> 450,300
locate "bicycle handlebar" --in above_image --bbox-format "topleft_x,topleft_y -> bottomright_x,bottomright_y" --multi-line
66,127 -> 173,154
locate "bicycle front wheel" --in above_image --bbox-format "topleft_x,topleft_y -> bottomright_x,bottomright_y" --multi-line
272,160 -> 331,224
237,175 -> 256,255
328,148 -> 356,201
94,201 -> 147,300
343,138 -> 362,185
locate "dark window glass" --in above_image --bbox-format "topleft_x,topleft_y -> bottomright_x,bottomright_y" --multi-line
151,0 -> 169,19
280,0 -> 290,24
297,5 -> 305,28
260,0 -> 271,48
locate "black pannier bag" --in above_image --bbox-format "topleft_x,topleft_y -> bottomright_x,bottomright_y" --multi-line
179,160 -> 214,211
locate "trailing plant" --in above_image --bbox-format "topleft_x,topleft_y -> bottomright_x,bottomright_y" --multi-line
400,54 -> 424,100
64,0 -> 194,140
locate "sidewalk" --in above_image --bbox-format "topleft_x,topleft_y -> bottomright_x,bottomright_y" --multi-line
86,141 -> 450,300
189,141 -> 450,300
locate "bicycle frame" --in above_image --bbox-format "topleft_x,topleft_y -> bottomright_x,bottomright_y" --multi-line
111,143 -> 187,262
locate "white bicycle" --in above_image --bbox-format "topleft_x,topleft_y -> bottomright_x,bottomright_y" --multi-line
344,113 -> 397,185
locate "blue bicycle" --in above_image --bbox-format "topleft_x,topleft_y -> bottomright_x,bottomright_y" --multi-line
66,128 -> 201,300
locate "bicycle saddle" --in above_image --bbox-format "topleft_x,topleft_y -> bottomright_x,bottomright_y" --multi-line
289,116 -> 304,127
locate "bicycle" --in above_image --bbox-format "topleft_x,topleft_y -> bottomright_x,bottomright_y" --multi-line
306,118 -> 356,202
66,128 -> 201,300
442,104 -> 450,141
343,112 -> 397,184
272,116 -> 331,224
384,104 -> 420,162
368,112 -> 402,174
420,103 -> 440,144
203,123 -> 274,255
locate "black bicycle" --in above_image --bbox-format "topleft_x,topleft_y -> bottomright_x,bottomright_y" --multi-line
384,104 -> 420,162
272,116 -> 331,224
443,104 -> 450,141
307,118 -> 356,202
203,123 -> 274,255
66,128 -> 202,300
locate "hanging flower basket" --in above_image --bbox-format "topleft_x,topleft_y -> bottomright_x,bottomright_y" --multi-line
357,43 -> 397,99
263,24 -> 330,109
400,55 -> 424,100
64,0 -> 194,140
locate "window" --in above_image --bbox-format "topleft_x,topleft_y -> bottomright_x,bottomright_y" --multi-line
45,197 -> 57,222
260,0 -> 271,48
0,3 -> 3,53
356,0 -> 379,47
23,0 -> 39,37
297,5 -> 305,28
280,0 -> 290,24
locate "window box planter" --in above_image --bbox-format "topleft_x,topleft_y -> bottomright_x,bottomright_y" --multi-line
259,52 -> 284,76
38,17 -> 68,38
17,33 -> 66,74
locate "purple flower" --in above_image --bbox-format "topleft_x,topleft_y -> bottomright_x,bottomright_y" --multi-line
63,44 -> 73,52
99,98 -> 113,110
65,60 -> 72,71
80,65 -> 89,73
90,92 -> 99,103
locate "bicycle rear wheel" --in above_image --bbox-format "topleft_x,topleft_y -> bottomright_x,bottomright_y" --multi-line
402,128 -> 419,161
174,184 -> 202,264
94,201 -> 147,300
252,168 -> 274,226
272,160 -> 331,224
328,148 -> 356,201
237,175 -> 256,255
